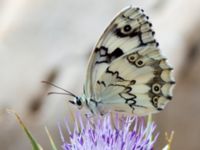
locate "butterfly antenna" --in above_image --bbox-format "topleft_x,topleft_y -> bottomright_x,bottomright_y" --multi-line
47,92 -> 74,96
42,81 -> 77,98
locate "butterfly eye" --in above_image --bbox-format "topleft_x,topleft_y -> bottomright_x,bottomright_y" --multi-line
76,99 -> 82,106
128,54 -> 138,63
152,83 -> 161,94
123,24 -> 132,33
135,59 -> 145,67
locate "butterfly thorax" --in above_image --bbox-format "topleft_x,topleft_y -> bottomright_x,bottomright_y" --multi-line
78,95 -> 106,115
79,95 -> 95,113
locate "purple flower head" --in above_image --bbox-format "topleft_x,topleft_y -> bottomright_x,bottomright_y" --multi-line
59,113 -> 158,150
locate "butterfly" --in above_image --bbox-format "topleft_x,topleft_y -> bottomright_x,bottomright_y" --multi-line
44,6 -> 175,116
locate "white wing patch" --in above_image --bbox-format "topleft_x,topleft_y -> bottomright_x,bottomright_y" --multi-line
83,6 -> 175,116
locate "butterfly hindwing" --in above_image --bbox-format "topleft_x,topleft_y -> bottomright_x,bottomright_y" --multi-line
84,7 -> 157,99
95,46 -> 174,116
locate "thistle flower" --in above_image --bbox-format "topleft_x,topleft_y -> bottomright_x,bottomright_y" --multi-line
59,113 -> 158,150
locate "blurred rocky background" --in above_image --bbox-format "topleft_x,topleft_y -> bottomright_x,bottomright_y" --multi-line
0,0 -> 200,149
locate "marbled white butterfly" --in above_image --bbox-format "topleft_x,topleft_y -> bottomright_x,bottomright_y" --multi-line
44,6 -> 175,116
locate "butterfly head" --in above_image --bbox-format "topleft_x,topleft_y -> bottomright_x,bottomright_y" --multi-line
69,96 -> 83,109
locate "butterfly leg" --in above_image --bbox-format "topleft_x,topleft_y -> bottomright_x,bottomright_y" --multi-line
85,113 -> 93,118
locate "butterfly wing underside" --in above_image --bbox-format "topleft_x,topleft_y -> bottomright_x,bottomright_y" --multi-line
84,6 -> 175,115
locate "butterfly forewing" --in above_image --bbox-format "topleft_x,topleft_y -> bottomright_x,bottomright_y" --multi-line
84,7 -> 156,98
